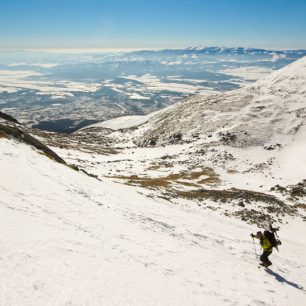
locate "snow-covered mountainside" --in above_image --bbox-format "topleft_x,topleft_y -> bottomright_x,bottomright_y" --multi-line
1,56 -> 306,305
69,57 -> 306,217
249,55 -> 306,96
131,56 -> 306,148
1,123 -> 306,305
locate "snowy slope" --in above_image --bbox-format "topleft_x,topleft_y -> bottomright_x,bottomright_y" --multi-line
1,136 -> 306,305
84,57 -> 306,151
52,56 -> 304,234
249,55 -> 306,96
66,57 -> 306,199
83,57 -> 306,153
130,56 -> 306,148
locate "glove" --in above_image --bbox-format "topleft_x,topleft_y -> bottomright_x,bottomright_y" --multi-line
277,239 -> 282,245
250,233 -> 254,238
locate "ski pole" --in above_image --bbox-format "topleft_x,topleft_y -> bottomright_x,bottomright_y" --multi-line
252,237 -> 258,259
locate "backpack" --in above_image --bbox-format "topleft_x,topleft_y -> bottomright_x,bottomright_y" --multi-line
264,230 -> 281,248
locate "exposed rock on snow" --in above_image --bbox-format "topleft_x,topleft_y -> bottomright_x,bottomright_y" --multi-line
0,110 -> 19,124
0,120 -> 66,164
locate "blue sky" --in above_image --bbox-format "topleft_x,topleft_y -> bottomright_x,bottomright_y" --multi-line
0,0 -> 305,50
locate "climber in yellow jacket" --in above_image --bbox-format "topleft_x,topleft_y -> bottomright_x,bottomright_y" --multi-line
251,231 -> 273,267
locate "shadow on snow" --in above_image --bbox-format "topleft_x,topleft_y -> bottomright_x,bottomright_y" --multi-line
266,269 -> 304,291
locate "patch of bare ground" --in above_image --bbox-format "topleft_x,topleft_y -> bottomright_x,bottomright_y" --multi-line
175,188 -> 298,226
0,130 -> 8,138
295,204 -> 306,222
294,203 -> 306,210
243,158 -> 275,173
231,209 -> 278,227
227,169 -> 239,174
109,167 -> 220,190
176,188 -> 282,204
109,167 -> 300,226
109,174 -> 196,190
31,129 -> 118,155
271,179 -> 306,200
147,161 -> 173,170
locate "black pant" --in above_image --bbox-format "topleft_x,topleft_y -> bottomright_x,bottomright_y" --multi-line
260,251 -> 272,266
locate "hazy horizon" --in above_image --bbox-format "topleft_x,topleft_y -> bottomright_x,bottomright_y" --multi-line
1,45 -> 306,53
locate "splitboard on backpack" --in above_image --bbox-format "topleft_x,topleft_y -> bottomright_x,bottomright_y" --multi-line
265,223 -> 282,251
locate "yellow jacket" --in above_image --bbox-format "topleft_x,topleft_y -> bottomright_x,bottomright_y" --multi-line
261,237 -> 273,252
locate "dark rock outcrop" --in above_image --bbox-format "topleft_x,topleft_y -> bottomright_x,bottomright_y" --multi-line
0,111 -> 19,124
0,123 -> 66,164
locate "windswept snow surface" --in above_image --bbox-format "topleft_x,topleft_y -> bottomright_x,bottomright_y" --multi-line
0,138 -> 306,305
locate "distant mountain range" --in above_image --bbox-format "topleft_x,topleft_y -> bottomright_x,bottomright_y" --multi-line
1,47 -> 306,133
131,46 -> 306,57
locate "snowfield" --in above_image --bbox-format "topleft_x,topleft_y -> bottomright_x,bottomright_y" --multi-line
0,136 -> 306,305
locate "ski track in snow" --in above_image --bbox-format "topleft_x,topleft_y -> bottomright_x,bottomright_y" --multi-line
0,138 -> 305,305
